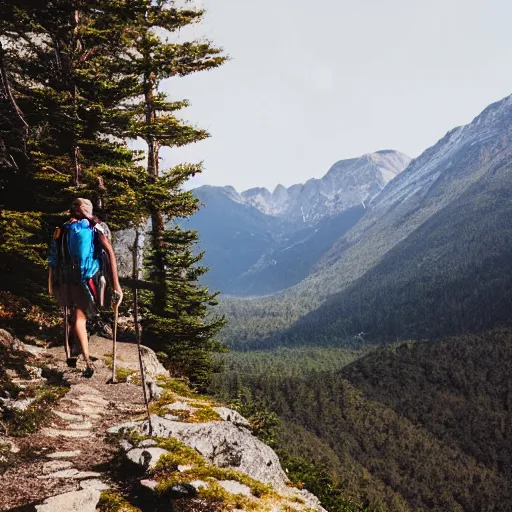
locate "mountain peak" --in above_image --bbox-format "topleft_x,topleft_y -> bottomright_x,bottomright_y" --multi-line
196,150 -> 411,224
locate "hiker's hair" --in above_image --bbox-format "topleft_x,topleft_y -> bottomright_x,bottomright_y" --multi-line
71,198 -> 99,225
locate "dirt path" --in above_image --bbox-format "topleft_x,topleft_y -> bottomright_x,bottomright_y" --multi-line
0,337 -> 148,511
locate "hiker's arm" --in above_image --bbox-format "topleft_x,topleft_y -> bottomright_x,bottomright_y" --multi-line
98,232 -> 123,302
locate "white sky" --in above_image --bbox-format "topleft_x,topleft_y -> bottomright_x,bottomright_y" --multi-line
157,0 -> 512,192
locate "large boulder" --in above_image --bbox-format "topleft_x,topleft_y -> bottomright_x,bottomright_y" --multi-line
126,447 -> 169,470
35,488 -> 101,512
88,336 -> 168,378
111,415 -> 290,493
110,415 -> 326,510
0,329 -> 22,352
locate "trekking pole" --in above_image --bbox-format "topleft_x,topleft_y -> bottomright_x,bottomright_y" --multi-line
110,292 -> 120,384
133,285 -> 153,435
64,306 -> 70,361
131,228 -> 152,435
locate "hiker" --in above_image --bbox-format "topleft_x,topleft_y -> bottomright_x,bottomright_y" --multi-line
48,198 -> 123,377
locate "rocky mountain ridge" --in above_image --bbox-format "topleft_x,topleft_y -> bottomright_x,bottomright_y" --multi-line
168,150 -> 410,296
198,149 -> 411,226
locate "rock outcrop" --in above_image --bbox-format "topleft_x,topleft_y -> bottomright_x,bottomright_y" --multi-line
0,333 -> 326,512
111,415 -> 292,493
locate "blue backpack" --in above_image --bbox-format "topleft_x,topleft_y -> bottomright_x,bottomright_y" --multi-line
49,219 -> 112,307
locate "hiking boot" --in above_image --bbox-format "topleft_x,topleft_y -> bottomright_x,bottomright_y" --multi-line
82,361 -> 95,379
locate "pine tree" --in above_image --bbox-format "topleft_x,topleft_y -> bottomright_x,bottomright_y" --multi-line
116,0 -> 228,386
144,225 -> 226,387
0,0 -> 147,297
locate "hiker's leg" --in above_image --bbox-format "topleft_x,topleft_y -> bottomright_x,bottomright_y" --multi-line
74,308 -> 90,362
64,307 -> 71,359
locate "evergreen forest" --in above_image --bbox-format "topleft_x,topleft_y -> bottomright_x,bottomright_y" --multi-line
0,0 -> 227,387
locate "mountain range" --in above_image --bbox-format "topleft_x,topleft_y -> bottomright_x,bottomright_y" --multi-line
218,94 -> 512,348
183,150 -> 411,296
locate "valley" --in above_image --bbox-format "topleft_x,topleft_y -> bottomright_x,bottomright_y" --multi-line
207,93 -> 512,511
217,94 -> 512,349
184,150 -> 410,296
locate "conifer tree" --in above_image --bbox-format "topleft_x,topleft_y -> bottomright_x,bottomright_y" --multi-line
0,0 -> 227,386
0,0 -> 146,296
116,0 -> 228,386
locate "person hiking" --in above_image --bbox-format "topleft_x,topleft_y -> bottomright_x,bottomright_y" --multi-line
48,198 -> 123,377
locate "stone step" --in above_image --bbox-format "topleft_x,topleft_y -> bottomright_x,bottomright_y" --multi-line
46,450 -> 82,459
42,460 -> 74,475
35,488 -> 101,512
67,421 -> 93,430
42,428 -> 91,438
53,411 -> 85,423
37,468 -> 102,480
80,479 -> 111,491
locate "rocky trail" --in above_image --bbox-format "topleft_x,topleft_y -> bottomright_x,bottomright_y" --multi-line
0,331 -> 326,512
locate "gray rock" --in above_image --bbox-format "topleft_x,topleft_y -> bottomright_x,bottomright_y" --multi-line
25,365 -> 43,379
47,450 -> 82,459
126,447 -> 168,470
67,421 -> 93,430
0,329 -> 22,352
108,422 -> 140,434
0,438 -> 19,453
213,407 -> 251,428
124,415 -> 290,493
22,344 -> 46,357
119,439 -> 133,452
139,439 -> 157,448
108,417 -> 327,511
218,480 -> 252,496
110,344 -> 168,378
9,398 -> 36,411
43,428 -> 91,438
163,414 -> 180,421
189,480 -> 209,490
141,346 -> 168,377
148,381 -> 164,400
35,488 -> 101,512
165,401 -> 197,412
79,394 -> 108,406
80,479 -> 111,491
53,411 -> 84,423
177,464 -> 193,472
42,460 -> 74,474
113,226 -> 147,280
140,479 -> 159,491
37,468 -> 102,479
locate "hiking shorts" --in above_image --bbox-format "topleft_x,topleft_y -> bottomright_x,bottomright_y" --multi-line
53,274 -> 99,315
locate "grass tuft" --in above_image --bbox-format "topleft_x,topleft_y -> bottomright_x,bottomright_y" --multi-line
97,490 -> 141,511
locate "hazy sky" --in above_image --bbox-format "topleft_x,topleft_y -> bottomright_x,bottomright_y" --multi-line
156,0 -> 512,192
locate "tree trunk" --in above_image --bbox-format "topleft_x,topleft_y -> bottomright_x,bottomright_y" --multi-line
144,66 -> 166,313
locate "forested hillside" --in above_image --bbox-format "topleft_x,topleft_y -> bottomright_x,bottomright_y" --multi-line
219,94 -> 512,348
212,328 -> 512,511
